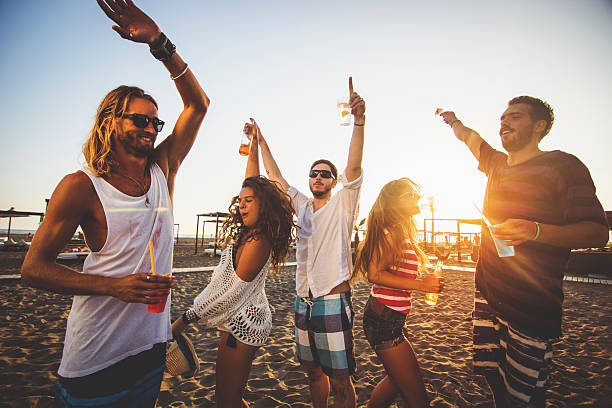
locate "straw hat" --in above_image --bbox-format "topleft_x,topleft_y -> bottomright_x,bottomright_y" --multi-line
166,333 -> 200,377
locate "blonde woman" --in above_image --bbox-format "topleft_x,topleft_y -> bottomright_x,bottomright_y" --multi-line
354,178 -> 444,408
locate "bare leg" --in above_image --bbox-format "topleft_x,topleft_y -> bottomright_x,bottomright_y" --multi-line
367,375 -> 398,408
329,376 -> 356,408
215,332 -> 259,408
306,365 -> 330,408
372,332 -> 427,408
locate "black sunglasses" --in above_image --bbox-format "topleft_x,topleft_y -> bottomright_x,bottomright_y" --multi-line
122,113 -> 165,132
309,169 -> 334,179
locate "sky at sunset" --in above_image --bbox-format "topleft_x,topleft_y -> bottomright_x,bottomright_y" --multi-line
1,0 -> 611,239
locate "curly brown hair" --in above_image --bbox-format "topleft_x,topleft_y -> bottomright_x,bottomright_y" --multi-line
218,176 -> 297,273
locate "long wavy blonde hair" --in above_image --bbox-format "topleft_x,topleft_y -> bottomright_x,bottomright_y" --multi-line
83,86 -> 158,176
353,177 -> 428,284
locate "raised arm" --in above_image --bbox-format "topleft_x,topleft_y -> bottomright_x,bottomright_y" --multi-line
21,173 -> 172,300
97,0 -> 210,198
244,119 -> 260,179
345,76 -> 365,182
257,125 -> 290,191
439,110 -> 484,161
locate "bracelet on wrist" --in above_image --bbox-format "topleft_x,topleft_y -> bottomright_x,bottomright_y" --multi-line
354,123 -> 365,127
149,32 -> 176,61
181,308 -> 199,324
533,221 -> 541,241
171,64 -> 189,81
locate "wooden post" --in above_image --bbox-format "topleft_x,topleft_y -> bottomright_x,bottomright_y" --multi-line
214,214 -> 220,256
201,219 -> 206,248
457,220 -> 462,261
7,216 -> 12,241
194,215 -> 199,254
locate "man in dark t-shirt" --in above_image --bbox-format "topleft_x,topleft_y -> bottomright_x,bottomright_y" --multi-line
439,97 -> 608,408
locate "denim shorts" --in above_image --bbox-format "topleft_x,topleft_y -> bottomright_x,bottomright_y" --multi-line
362,296 -> 407,351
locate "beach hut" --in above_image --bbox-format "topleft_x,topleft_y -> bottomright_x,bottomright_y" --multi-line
194,212 -> 230,255
0,208 -> 44,243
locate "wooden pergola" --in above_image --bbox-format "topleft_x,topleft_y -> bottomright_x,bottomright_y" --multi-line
1,209 -> 45,241
422,218 -> 482,261
194,212 -> 230,255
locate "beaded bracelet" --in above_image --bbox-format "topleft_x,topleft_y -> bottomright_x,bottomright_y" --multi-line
182,308 -> 199,324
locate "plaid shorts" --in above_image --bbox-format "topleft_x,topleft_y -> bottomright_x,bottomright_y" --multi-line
473,289 -> 553,407
295,292 -> 356,378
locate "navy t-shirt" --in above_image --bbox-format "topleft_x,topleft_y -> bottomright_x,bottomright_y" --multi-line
476,142 -> 608,339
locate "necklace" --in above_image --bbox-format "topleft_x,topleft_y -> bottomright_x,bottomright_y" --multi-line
112,170 -> 151,207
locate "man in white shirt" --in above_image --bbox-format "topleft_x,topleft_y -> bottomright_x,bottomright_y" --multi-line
258,78 -> 365,408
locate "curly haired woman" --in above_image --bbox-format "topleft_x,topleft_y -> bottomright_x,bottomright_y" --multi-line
172,119 -> 296,407
354,178 -> 444,408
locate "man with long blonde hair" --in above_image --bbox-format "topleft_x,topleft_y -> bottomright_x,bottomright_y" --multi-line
21,1 -> 209,406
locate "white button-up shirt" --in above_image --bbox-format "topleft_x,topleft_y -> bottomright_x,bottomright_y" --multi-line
288,170 -> 363,298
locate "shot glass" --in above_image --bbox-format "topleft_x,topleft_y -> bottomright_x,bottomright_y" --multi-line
337,100 -> 351,126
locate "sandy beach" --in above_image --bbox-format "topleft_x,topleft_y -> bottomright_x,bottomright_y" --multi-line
0,241 -> 610,407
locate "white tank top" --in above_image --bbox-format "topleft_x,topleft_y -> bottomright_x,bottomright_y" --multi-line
58,163 -> 173,378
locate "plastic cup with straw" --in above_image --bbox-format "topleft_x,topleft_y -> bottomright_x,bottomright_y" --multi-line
147,241 -> 170,313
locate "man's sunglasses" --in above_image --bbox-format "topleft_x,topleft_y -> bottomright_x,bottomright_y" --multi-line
122,113 -> 165,132
309,169 -> 335,179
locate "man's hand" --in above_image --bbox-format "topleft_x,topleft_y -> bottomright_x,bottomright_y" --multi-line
420,273 -> 445,293
439,111 -> 464,140
490,218 -> 536,246
97,0 -> 162,45
349,77 -> 365,119
438,109 -> 484,160
108,273 -> 174,304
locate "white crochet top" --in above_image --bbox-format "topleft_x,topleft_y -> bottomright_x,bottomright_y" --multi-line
192,245 -> 272,346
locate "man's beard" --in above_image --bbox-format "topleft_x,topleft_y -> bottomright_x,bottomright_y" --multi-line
118,130 -> 155,157
310,184 -> 332,198
501,128 -> 533,152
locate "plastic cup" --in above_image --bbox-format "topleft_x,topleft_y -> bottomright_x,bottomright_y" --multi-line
337,100 -> 351,126
488,225 -> 515,257
424,260 -> 443,306
147,289 -> 169,313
